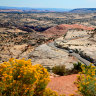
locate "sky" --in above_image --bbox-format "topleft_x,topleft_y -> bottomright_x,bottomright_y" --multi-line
0,0 -> 96,9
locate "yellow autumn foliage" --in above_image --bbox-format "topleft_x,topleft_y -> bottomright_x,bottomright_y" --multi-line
0,58 -> 50,96
77,64 -> 96,96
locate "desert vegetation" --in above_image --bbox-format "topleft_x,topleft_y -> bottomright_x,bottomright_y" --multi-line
0,58 -> 96,96
1,11 -> 96,96
0,58 -> 66,96
0,12 -> 96,63
77,64 -> 96,96
52,62 -> 82,76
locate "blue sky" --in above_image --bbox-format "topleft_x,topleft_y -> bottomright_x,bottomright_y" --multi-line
0,0 -> 96,8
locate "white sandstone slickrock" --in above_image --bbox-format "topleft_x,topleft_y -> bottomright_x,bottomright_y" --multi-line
28,44 -> 77,70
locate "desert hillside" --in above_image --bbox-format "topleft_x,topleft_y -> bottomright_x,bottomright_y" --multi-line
1,10 -> 96,96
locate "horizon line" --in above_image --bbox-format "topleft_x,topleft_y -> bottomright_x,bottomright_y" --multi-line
0,6 -> 96,9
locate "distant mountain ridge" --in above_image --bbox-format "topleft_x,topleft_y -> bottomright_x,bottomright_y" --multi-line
70,8 -> 96,13
0,6 -> 71,12
0,6 -> 96,13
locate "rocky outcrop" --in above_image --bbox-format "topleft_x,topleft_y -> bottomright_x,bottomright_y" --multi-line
42,24 -> 94,38
42,25 -> 68,38
0,24 -> 94,63
28,44 -> 78,70
61,24 -> 94,30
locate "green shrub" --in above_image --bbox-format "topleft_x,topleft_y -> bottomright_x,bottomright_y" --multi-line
52,65 -> 66,76
52,62 -> 84,76
73,62 -> 82,73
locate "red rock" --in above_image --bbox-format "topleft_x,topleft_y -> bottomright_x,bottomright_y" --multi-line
61,24 -> 94,30
43,25 -> 68,38
42,24 -> 94,38
47,74 -> 78,96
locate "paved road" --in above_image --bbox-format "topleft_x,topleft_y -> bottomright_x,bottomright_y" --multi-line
48,42 -> 91,66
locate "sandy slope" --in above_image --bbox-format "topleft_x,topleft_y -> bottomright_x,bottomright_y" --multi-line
47,74 -> 79,96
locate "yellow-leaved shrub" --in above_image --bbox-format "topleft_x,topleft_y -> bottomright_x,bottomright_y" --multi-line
77,64 -> 96,96
0,58 -> 50,96
43,88 -> 59,96
43,88 -> 65,96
